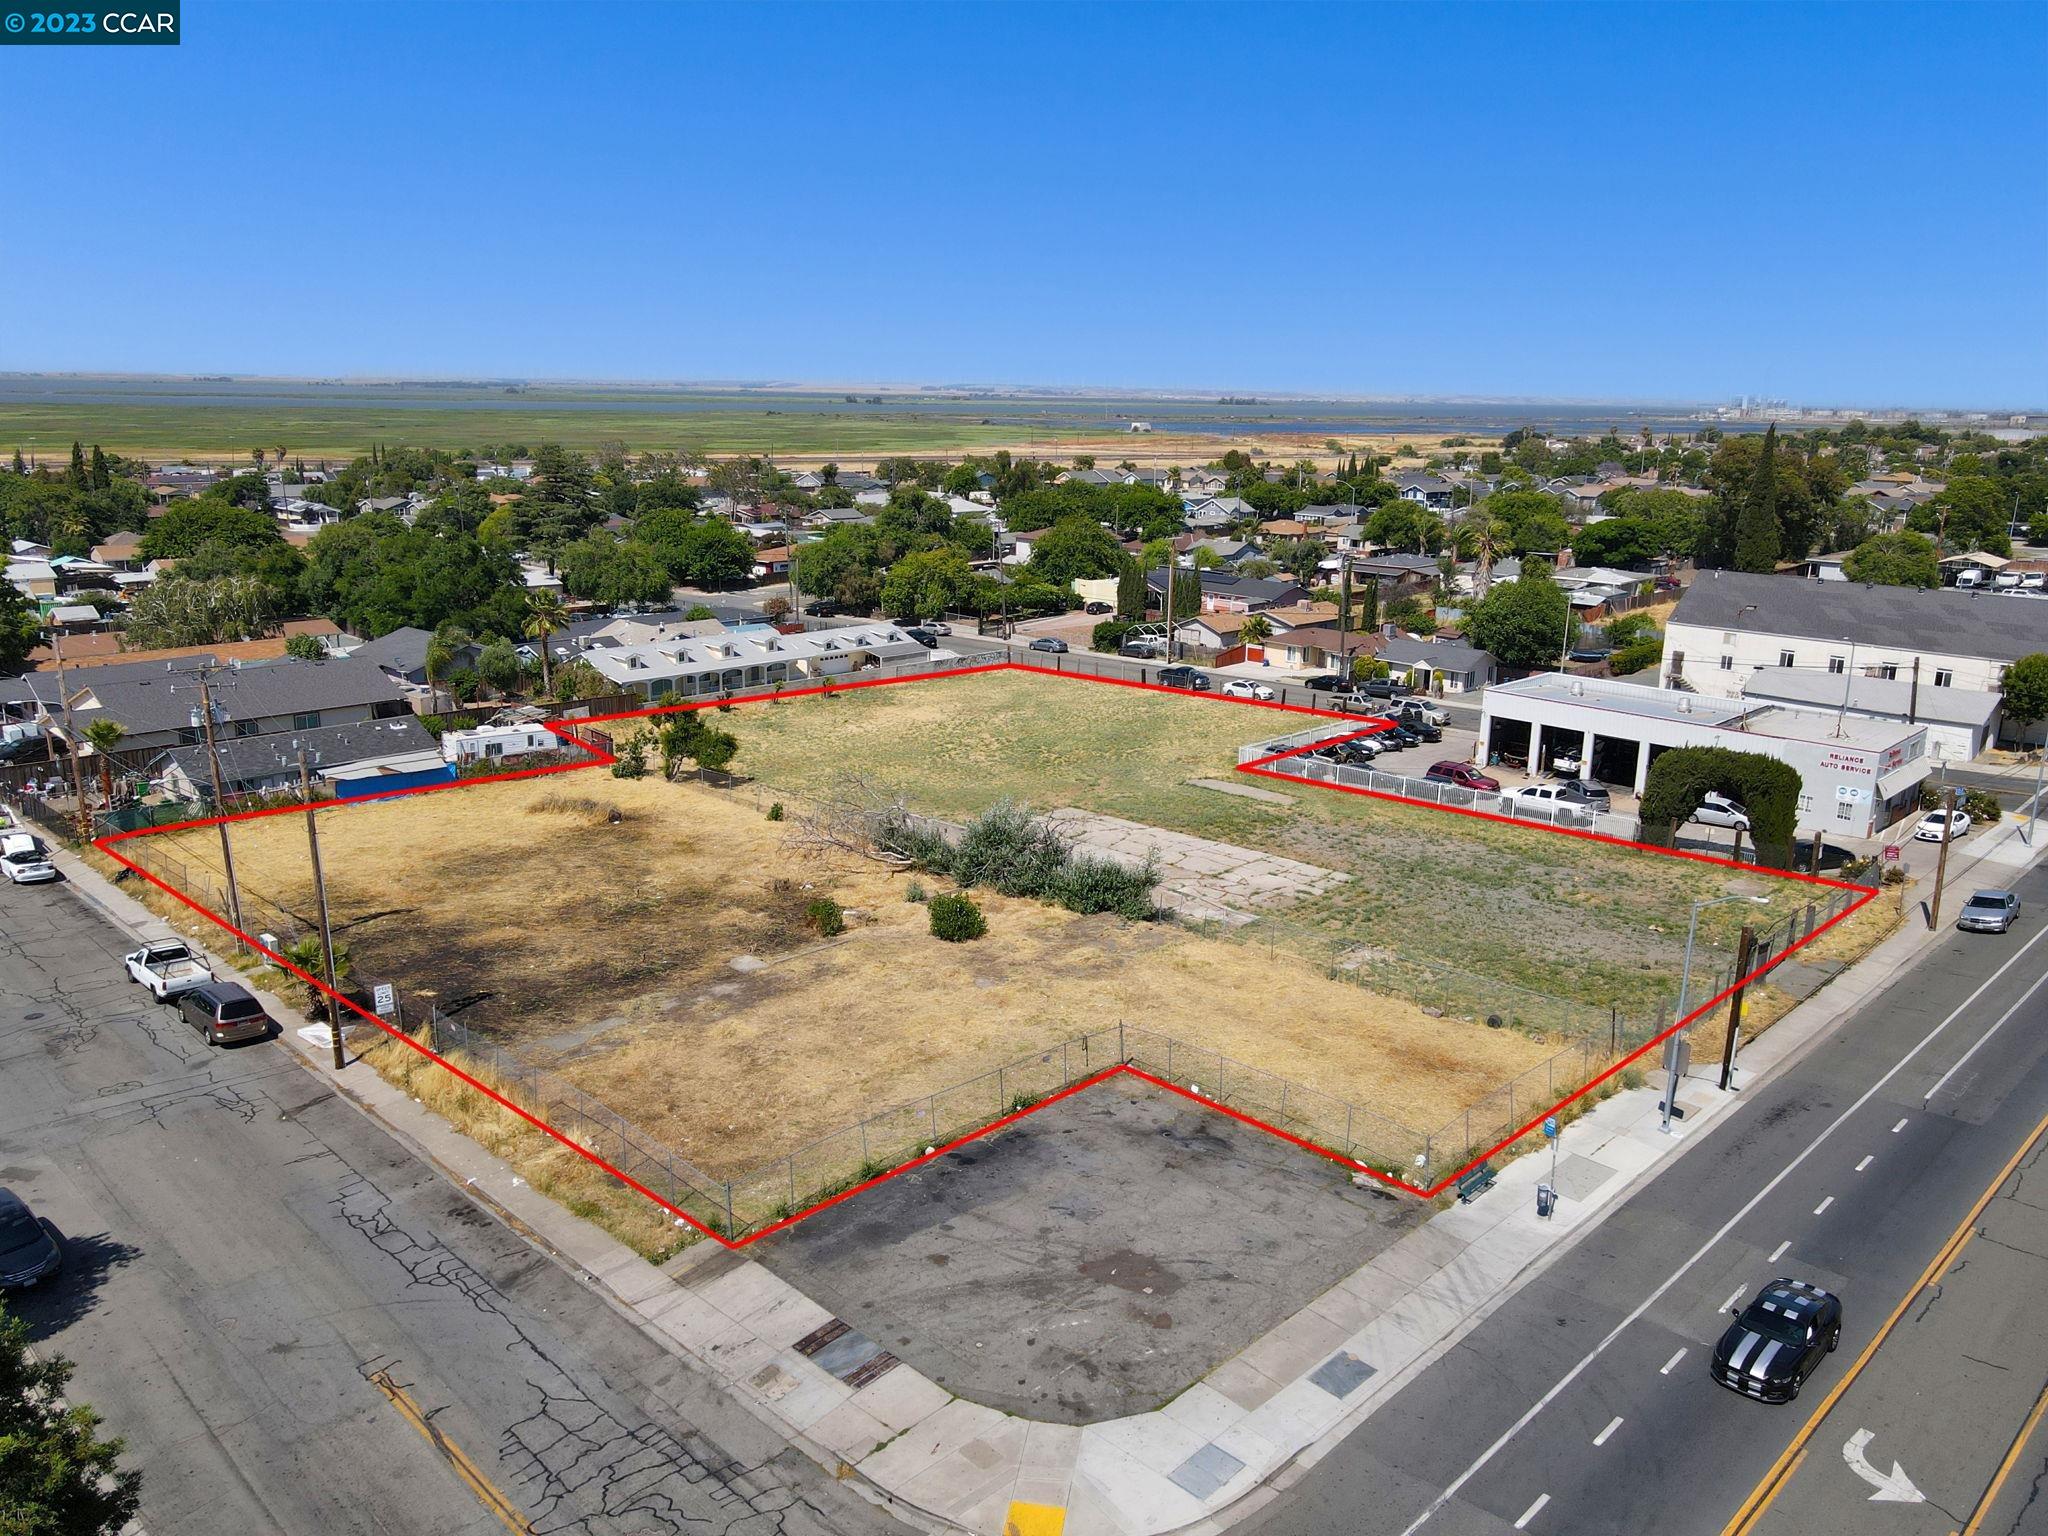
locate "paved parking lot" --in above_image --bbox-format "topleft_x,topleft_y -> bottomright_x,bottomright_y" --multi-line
752,1079 -> 1425,1423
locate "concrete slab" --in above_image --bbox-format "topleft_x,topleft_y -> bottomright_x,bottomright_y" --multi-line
1166,1443 -> 1246,1501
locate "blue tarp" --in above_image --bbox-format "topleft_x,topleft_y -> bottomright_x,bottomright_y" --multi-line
333,765 -> 457,800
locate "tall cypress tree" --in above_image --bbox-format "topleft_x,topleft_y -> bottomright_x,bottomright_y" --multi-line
67,439 -> 87,490
89,444 -> 110,490
1733,424 -> 1781,573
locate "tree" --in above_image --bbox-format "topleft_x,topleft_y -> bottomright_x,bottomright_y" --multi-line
1733,425 -> 1783,572
120,575 -> 277,648
283,632 -> 326,661
1026,516 -> 1125,589
1464,563 -> 1570,669
0,1304 -> 141,1534
281,932 -> 351,1019
1841,531 -> 1939,588
881,546 -> 976,622
1483,489 -> 1572,556
302,515 -> 523,640
138,498 -> 283,561
1910,474 -> 2013,556
559,535 -> 671,608
1266,536 -> 1325,588
1116,558 -> 1148,619
0,579 -> 40,673
2001,653 -> 2048,743
1240,613 -> 1273,652
68,440 -> 88,490
523,590 -> 565,696
81,717 -> 126,806
476,638 -> 524,694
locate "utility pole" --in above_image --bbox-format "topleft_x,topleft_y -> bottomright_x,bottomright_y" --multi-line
1163,558 -> 1177,663
47,631 -> 93,840
182,663 -> 247,946
1718,924 -> 1758,1090
299,753 -> 345,1071
1928,785 -> 1959,931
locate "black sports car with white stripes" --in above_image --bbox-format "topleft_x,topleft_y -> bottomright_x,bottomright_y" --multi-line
1709,1277 -> 1842,1403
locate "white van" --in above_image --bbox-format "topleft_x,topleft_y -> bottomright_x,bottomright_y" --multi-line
1956,567 -> 1986,590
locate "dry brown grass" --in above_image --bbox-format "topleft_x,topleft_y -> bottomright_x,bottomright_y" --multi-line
133,772 -> 1547,1181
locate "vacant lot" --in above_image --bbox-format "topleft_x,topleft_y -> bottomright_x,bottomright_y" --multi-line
710,669 -> 1829,1024
134,772 -> 1546,1183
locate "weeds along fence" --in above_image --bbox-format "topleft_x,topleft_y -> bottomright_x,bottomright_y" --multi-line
1254,747 -> 1644,840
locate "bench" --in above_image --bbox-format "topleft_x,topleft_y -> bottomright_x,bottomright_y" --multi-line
1455,1162 -> 1497,1203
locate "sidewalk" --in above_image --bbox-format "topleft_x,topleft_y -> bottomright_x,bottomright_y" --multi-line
28,802 -> 2045,1536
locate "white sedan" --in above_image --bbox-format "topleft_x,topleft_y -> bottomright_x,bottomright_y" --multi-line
1912,809 -> 1972,842
0,833 -> 57,884
1221,679 -> 1277,702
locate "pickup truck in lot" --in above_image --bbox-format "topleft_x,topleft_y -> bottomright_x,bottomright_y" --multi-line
124,940 -> 214,1001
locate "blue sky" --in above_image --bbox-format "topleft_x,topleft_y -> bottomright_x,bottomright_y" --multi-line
3,0 -> 2042,405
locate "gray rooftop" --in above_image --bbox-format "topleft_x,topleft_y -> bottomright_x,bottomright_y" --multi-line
1380,636 -> 1491,671
1741,668 -> 2002,728
1673,569 -> 2048,661
346,625 -> 434,675
153,717 -> 439,788
66,655 -> 409,735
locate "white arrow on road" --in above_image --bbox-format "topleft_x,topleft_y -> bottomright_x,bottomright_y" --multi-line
1843,1429 -> 1925,1503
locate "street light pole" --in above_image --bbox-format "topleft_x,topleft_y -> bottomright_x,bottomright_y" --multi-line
1929,786 -> 1959,931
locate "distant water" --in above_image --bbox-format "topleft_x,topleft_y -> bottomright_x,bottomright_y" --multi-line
0,377 -> 1747,436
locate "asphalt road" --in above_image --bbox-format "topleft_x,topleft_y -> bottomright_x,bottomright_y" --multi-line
1251,861 -> 2048,1536
0,871 -> 911,1536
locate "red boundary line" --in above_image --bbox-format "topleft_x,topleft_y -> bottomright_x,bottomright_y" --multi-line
91,657 -> 1877,1243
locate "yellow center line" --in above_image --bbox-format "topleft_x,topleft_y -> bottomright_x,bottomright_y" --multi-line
1719,1106 -> 2048,1536
366,1368 -> 533,1534
1959,1374 -> 2048,1536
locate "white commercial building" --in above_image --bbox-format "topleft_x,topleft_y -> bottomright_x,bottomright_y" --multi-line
1665,572 -> 2048,742
581,623 -> 928,704
1480,673 -> 1929,840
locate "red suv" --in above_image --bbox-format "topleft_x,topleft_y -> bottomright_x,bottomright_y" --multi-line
1425,760 -> 1501,791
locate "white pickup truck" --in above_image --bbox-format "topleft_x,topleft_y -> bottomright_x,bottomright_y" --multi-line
124,940 -> 214,1001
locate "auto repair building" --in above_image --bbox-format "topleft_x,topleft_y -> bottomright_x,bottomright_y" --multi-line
1480,672 -> 1929,840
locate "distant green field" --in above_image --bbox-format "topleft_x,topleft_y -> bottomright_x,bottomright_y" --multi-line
0,402 -> 1096,462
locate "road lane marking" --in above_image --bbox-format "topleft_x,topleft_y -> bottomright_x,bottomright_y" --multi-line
1721,1287 -> 1745,1314
1514,1493 -> 1549,1529
1814,1196 -> 1835,1215
1719,1106 -> 2048,1536
1768,1240 -> 1791,1262
1593,1417 -> 1623,1447
1660,1349 -> 1687,1376
1855,1155 -> 1873,1172
1959,1374 -> 2048,1536
1391,918 -> 2048,1536
1923,963 -> 2048,1105
1892,1118 -> 1908,1133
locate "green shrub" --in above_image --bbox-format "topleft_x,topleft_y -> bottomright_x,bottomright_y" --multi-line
905,878 -> 927,903
1639,745 -> 1801,867
1091,618 -> 1133,653
928,893 -> 986,941
1964,789 -> 2003,824
610,734 -> 649,779
806,896 -> 845,937
766,802 -> 784,821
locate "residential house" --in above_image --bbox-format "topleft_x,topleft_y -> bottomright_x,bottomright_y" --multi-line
90,531 -> 145,571
749,546 -> 794,582
1180,468 -> 1229,499
1183,537 -> 1260,568
2,653 -> 414,758
152,717 -> 444,802
27,620 -> 345,673
1143,569 -> 1309,614
1551,565 -> 1651,620
580,624 -> 927,704
1393,473 -> 1456,510
1265,626 -> 1383,673
1379,636 -> 1495,694
5,558 -> 57,603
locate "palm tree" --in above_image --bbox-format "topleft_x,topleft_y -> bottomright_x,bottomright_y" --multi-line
524,591 -> 567,696
1239,613 -> 1273,657
81,717 -> 126,808
282,933 -> 351,1021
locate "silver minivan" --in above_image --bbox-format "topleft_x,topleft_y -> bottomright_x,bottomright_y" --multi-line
179,982 -> 275,1046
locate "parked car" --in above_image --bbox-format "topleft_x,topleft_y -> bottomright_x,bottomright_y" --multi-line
1158,665 -> 1210,691
125,940 -> 213,1001
1555,779 -> 1613,812
178,981 -> 275,1046
1393,699 -> 1449,728
1913,808 -> 1971,842
1425,760 -> 1501,792
1549,748 -> 1584,776
1505,783 -> 1591,821
1302,674 -> 1345,692
1354,678 -> 1412,700
1994,571 -> 2023,591
0,832 -> 57,885
1654,575 -> 1683,593
1330,692 -> 1384,714
1083,601 -> 1113,615
2024,572 -> 2047,592
1027,636 -> 1069,654
903,627 -> 939,648
1119,640 -> 1165,659
1958,890 -> 2022,933
1689,792 -> 1751,831
0,1188 -> 61,1291
1221,679 -> 1277,701
924,620 -> 952,636
803,600 -> 841,617
1375,724 -> 1421,750
1390,717 -> 1442,743
1710,1278 -> 1842,1403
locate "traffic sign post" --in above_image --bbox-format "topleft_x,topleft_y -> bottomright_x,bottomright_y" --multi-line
1660,1034 -> 1691,1133
1543,1114 -> 1560,1189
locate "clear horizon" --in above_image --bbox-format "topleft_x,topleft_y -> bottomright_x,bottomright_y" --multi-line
3,1 -> 2042,404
